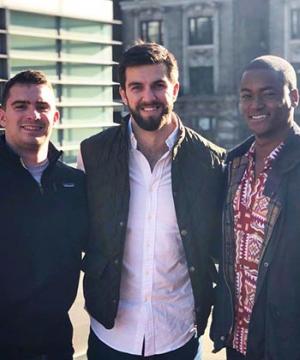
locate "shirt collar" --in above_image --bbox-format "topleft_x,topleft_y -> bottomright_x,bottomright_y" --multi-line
246,141 -> 284,170
128,116 -> 178,151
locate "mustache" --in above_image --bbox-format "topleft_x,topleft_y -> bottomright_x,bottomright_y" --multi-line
137,101 -> 163,108
20,120 -> 44,126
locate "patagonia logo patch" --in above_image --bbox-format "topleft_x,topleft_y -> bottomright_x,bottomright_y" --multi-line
62,182 -> 75,188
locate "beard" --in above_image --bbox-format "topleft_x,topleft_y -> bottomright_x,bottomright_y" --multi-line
128,101 -> 173,131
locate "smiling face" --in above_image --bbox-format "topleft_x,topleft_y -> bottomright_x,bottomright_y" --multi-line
119,63 -> 179,132
239,68 -> 299,142
0,83 -> 59,156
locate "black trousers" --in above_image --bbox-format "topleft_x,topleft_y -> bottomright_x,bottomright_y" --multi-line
226,347 -> 246,360
87,329 -> 199,360
0,347 -> 73,360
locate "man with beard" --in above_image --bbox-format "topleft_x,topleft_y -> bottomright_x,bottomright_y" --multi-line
79,42 -> 225,359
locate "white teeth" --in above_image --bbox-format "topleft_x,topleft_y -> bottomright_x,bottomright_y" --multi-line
252,115 -> 266,120
22,125 -> 42,130
141,105 -> 160,111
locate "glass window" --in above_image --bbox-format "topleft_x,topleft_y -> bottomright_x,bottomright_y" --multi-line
62,63 -> 112,81
291,9 -> 300,39
10,35 -> 56,54
61,18 -> 112,40
61,40 -> 112,59
10,59 -> 58,78
61,85 -> 112,102
189,17 -> 213,45
140,21 -> 163,44
10,11 -> 56,35
62,127 -> 102,145
189,66 -> 214,95
62,106 -> 114,124
191,116 -> 217,140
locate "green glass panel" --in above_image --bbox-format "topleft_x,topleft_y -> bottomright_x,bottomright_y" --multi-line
62,107 -> 113,123
61,17 -> 112,39
10,35 -> 56,53
62,63 -> 112,81
61,40 -> 112,59
10,10 -> 56,32
62,127 -> 102,145
61,85 -> 112,102
10,59 -> 57,78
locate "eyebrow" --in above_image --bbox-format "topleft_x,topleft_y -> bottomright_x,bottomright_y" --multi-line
240,86 -> 276,92
11,100 -> 50,106
127,81 -> 142,87
127,79 -> 167,87
11,100 -> 29,106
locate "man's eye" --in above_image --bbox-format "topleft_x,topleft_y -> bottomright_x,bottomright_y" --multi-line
14,104 -> 26,110
155,83 -> 166,89
240,94 -> 251,100
130,85 -> 142,91
37,104 -> 49,111
263,92 -> 276,98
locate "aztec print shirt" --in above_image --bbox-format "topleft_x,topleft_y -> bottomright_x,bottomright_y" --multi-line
232,141 -> 283,355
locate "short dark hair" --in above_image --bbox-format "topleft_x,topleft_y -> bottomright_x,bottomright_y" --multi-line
118,42 -> 179,89
1,70 -> 54,108
243,55 -> 297,90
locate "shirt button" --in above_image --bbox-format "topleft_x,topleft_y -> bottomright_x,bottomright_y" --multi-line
181,229 -> 188,236
220,335 -> 225,341
119,221 -> 124,227
264,262 -> 269,268
114,259 -> 119,265
189,266 -> 195,273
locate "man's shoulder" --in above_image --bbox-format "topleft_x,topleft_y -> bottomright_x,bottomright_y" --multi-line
54,160 -> 85,181
183,126 -> 226,159
81,124 -> 123,149
226,136 -> 254,163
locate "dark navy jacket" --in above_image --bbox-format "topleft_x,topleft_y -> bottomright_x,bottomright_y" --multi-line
0,135 -> 88,354
211,123 -> 300,359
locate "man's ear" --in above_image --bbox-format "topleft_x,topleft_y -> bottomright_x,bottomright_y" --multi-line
172,82 -> 180,102
0,107 -> 6,128
290,88 -> 299,108
53,109 -> 60,125
119,86 -> 128,106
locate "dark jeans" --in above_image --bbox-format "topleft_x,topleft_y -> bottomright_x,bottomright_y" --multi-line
87,329 -> 199,360
226,347 -> 246,360
0,347 -> 73,360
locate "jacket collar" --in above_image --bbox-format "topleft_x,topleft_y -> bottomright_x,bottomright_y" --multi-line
226,122 -> 300,174
120,112 -> 185,160
0,134 -> 62,167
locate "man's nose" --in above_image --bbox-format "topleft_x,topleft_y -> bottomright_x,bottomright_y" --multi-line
26,107 -> 40,120
251,95 -> 265,109
142,87 -> 157,102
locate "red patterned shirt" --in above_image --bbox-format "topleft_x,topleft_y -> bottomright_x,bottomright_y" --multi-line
232,142 -> 283,355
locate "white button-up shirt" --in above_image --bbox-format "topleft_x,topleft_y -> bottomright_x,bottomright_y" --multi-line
87,120 -> 196,356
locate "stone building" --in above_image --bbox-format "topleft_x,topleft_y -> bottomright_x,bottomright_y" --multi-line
119,0 -> 300,147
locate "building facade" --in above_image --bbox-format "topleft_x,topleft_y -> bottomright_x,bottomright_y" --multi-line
0,0 -> 121,164
120,0 -> 300,147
